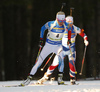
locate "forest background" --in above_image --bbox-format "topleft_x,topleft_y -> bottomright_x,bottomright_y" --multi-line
0,0 -> 100,81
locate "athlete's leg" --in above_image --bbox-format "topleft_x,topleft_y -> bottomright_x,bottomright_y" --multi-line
37,45 -> 62,84
68,47 -> 76,84
57,51 -> 65,85
30,43 -> 54,75
46,45 -> 63,75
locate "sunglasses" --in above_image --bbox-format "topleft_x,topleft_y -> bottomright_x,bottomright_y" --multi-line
67,22 -> 73,24
57,18 -> 66,22
66,20 -> 73,24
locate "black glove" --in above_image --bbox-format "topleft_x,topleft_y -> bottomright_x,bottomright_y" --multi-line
39,38 -> 43,47
67,40 -> 72,46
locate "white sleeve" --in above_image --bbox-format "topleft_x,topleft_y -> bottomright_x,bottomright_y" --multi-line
73,25 -> 81,35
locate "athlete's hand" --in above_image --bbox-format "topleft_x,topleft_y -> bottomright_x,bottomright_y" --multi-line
84,40 -> 89,46
67,40 -> 72,46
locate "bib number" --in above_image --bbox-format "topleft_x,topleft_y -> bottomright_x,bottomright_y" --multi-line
56,34 -> 59,38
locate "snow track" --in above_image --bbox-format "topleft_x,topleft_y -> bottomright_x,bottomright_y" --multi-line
0,80 -> 100,92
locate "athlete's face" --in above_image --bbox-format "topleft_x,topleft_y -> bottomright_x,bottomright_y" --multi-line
57,20 -> 64,26
68,23 -> 73,28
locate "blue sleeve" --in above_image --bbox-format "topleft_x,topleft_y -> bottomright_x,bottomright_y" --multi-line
40,22 -> 48,38
40,21 -> 54,38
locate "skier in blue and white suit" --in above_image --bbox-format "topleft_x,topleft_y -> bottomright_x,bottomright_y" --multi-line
21,11 -> 70,86
38,16 -> 89,85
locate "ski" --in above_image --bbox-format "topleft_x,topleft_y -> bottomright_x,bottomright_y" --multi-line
2,84 -> 51,87
71,83 -> 79,85
29,82 -> 79,86
2,82 -> 50,87
2,82 -> 79,87
2,84 -> 24,87
58,83 -> 79,85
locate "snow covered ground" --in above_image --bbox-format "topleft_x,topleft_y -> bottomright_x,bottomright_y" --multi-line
0,80 -> 100,92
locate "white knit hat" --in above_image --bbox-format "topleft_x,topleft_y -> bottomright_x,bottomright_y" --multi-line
66,16 -> 73,23
56,11 -> 65,21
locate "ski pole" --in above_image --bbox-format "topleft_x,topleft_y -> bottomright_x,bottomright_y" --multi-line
79,46 -> 87,75
41,53 -> 55,71
68,44 -> 77,74
35,46 -> 42,63
70,7 -> 74,16
61,3 -> 66,11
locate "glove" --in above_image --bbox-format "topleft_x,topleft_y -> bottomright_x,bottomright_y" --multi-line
39,38 -> 43,47
84,40 -> 89,46
67,40 -> 72,46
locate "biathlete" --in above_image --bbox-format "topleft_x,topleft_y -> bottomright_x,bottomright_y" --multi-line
21,11 -> 70,86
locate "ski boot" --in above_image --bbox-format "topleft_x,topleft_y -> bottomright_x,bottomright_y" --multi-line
36,74 -> 49,84
58,74 -> 64,85
70,77 -> 76,85
21,75 -> 32,86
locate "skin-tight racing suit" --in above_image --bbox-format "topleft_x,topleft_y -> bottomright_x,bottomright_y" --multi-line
30,20 -> 69,76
